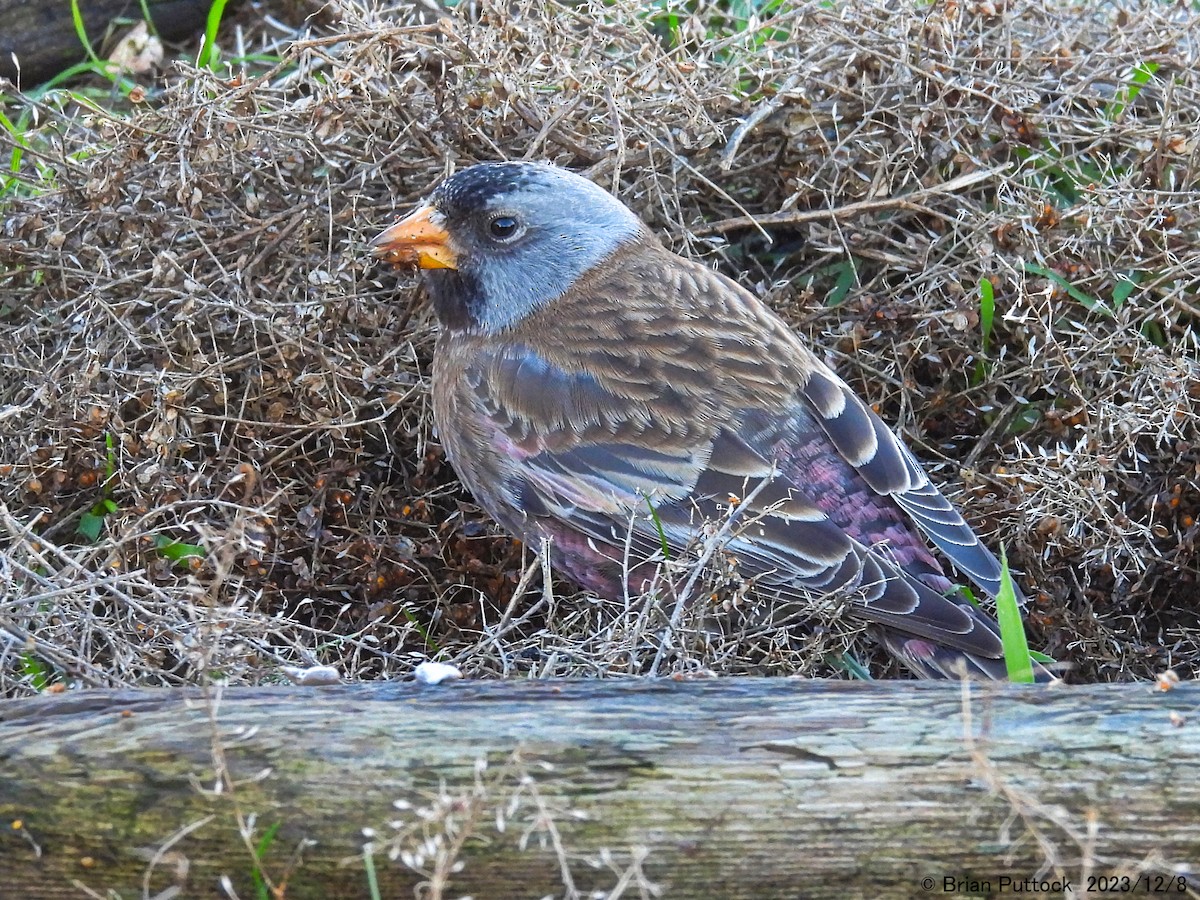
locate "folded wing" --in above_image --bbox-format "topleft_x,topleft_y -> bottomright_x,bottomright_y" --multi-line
463,341 -> 1021,677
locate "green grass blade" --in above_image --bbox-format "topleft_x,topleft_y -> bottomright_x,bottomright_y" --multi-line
829,652 -> 873,681
1024,263 -> 1113,317
197,0 -> 232,69
363,845 -> 382,900
644,495 -> 671,558
978,277 -> 995,355
70,0 -> 102,63
995,546 -> 1035,683
250,820 -> 281,900
136,0 -> 160,37
0,107 -> 29,193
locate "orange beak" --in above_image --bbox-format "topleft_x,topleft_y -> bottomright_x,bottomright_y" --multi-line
371,205 -> 458,270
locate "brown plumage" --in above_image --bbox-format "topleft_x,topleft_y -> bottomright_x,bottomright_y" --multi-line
373,161 -> 1050,680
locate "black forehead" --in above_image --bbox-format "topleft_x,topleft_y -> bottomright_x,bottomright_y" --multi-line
431,163 -> 544,217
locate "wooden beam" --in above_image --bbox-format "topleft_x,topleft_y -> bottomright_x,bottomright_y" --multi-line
1,680 -> 1197,898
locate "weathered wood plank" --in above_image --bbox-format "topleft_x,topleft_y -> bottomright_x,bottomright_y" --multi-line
0,679 -> 1196,898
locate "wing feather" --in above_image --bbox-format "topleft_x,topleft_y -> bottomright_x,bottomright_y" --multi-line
461,343 -> 1012,664
800,363 -> 1013,602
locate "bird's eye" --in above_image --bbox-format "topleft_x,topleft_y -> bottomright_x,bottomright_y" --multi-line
488,215 -> 521,241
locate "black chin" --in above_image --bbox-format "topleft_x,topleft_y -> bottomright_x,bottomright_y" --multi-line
424,269 -> 483,332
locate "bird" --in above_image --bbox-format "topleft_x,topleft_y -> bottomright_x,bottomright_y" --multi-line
371,161 -> 1050,680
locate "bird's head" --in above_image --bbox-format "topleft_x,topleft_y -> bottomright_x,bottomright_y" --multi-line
372,162 -> 645,333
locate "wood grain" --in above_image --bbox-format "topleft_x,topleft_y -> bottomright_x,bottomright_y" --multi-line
0,679 -> 1196,898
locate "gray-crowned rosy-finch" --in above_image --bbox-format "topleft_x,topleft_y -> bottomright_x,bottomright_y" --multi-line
373,161 -> 1048,680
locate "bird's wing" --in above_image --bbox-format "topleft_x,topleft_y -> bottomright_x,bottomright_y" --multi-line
512,245 -> 1013,602
793,363 -> 1010,598
459,338 -> 1011,670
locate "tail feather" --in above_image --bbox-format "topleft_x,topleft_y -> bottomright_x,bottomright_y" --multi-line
873,602 -> 1055,682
